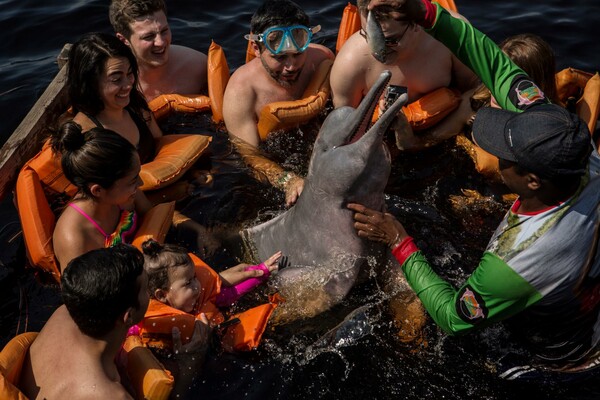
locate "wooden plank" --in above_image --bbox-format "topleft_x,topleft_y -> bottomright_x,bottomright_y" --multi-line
0,45 -> 71,201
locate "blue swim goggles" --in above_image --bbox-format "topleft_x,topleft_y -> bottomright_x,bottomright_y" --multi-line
245,25 -> 321,55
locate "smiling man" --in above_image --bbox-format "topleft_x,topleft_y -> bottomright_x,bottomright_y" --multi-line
109,0 -> 207,101
223,0 -> 334,206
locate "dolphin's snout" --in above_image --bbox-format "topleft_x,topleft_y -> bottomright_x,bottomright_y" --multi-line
366,11 -> 388,64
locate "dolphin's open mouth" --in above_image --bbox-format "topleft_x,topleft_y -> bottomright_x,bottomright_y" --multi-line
345,73 -> 391,145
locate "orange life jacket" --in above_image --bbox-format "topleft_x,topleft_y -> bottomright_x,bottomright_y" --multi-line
138,255 -> 279,353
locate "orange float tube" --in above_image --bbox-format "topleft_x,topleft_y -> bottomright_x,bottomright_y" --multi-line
257,59 -> 333,141
207,41 -> 230,124
336,3 -> 361,54
119,335 -> 174,400
0,332 -> 37,400
139,134 -> 212,191
372,87 -> 461,131
148,41 -> 230,122
149,94 -> 211,121
556,67 -> 594,106
403,87 -> 461,130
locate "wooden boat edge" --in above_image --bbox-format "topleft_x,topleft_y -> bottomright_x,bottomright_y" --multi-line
0,44 -> 71,201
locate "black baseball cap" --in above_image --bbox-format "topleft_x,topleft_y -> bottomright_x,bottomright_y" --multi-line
472,104 -> 592,179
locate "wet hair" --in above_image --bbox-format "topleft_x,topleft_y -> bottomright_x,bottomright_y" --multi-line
109,0 -> 167,39
251,0 -> 310,37
51,121 -> 137,198
67,32 -> 148,117
142,239 -> 194,298
61,244 -> 145,338
471,34 -> 558,109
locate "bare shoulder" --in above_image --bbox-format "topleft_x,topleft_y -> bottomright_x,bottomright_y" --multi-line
170,44 -> 207,64
333,32 -> 369,68
331,33 -> 369,81
226,62 -> 258,94
307,43 -> 335,64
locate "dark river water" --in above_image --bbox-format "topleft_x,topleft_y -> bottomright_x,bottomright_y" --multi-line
1,1 -> 600,399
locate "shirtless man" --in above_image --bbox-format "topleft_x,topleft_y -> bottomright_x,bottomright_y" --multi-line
223,0 -> 334,206
109,0 -> 207,101
19,245 -> 150,399
330,0 -> 479,151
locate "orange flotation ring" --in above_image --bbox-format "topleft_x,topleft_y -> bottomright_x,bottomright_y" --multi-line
148,41 -> 230,123
138,255 -> 278,353
256,59 -> 333,141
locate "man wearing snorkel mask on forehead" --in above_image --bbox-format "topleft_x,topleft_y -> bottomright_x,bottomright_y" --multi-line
223,0 -> 334,207
330,0 -> 479,151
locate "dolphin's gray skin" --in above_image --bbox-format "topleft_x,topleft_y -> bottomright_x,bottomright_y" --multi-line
366,10 -> 388,64
240,71 -> 408,320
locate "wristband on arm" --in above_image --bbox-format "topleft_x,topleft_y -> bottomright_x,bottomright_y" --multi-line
391,236 -> 419,266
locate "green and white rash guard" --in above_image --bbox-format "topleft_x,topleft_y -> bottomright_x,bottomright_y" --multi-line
395,3 -> 600,368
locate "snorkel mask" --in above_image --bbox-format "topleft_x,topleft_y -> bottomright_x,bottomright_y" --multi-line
245,25 -> 321,54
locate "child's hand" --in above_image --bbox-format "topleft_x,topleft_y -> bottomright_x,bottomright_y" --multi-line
262,251 -> 282,273
172,313 -> 212,356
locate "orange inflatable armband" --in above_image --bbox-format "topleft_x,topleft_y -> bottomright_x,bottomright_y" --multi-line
403,87 -> 461,130
0,332 -> 38,400
221,296 -> 280,352
149,94 -> 211,121
207,41 -> 230,123
336,3 -> 361,53
119,335 -> 174,400
556,67 -> 593,106
131,201 -> 175,250
373,87 -> 461,131
139,134 -> 212,191
257,59 -> 333,141
15,140 -> 71,283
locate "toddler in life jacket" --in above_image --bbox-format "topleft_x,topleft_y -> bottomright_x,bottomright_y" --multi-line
132,239 -> 281,355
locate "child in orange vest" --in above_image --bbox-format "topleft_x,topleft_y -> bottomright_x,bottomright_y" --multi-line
133,239 -> 281,355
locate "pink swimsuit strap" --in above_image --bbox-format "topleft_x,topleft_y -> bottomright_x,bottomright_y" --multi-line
68,203 -> 109,239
